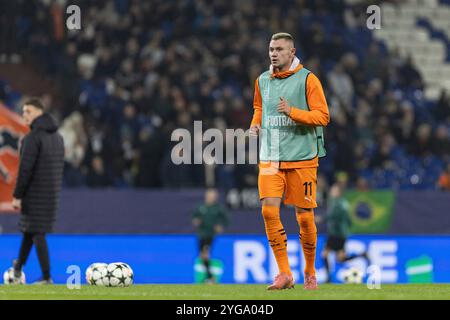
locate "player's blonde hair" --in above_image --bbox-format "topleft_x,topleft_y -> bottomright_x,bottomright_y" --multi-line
271,32 -> 294,43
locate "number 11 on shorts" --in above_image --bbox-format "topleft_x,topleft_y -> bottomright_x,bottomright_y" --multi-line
303,181 -> 312,196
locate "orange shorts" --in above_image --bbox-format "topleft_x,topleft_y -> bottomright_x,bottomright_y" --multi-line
258,163 -> 318,209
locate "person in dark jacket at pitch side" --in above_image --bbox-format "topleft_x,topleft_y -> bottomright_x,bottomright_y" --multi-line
11,98 -> 65,284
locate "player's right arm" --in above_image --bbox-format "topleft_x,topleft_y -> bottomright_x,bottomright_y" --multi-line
249,78 -> 262,136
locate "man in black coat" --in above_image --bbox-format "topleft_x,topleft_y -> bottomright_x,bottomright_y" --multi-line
11,98 -> 64,284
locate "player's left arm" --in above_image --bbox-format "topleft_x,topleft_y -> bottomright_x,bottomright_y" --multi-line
286,73 -> 330,127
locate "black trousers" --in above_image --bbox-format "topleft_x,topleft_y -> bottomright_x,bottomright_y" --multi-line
15,232 -> 51,280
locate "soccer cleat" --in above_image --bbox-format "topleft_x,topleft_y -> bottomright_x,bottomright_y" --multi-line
303,273 -> 318,290
33,278 -> 54,285
267,273 -> 294,290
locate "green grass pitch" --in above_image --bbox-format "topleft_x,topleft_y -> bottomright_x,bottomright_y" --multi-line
0,284 -> 449,300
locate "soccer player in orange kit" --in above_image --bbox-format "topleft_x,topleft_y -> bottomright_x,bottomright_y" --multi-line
250,33 -> 330,290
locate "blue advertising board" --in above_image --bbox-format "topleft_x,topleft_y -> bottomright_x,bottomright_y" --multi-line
0,190 -> 449,234
0,235 -> 449,284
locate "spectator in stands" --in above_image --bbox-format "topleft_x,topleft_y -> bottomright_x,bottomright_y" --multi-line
329,108 -> 357,179
393,101 -> 415,146
86,156 -> 113,188
135,126 -> 164,187
437,162 -> 450,191
356,176 -> 370,191
431,125 -> 450,160
59,111 -> 87,187
397,56 -> 424,90
434,90 -> 450,124
327,63 -> 354,110
370,134 -> 397,170
409,123 -> 432,158
5,0 -> 449,191
0,0 -> 21,63
363,42 -> 383,79
354,113 -> 374,148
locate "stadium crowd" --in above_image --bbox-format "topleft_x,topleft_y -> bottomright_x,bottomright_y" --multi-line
1,0 -> 449,190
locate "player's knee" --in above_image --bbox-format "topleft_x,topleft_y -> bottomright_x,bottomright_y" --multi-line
296,211 -> 317,233
261,205 -> 279,221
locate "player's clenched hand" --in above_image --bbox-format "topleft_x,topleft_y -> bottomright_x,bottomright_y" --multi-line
249,124 -> 261,137
277,97 -> 292,115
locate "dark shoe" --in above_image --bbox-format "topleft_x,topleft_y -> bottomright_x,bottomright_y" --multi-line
33,278 -> 53,285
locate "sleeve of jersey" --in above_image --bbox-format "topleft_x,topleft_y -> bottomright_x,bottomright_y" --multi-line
288,73 -> 330,127
250,78 -> 262,127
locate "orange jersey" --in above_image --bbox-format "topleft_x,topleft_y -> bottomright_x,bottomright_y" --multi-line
251,64 -> 330,169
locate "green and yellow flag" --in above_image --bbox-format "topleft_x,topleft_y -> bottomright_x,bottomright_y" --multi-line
344,191 -> 395,234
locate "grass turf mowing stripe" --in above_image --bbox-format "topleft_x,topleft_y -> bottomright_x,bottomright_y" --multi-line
0,284 -> 450,300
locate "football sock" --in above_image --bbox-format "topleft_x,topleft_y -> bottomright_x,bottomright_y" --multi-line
202,258 -> 213,279
296,210 -> 317,276
32,233 -> 51,280
261,205 -> 291,276
16,232 -> 34,270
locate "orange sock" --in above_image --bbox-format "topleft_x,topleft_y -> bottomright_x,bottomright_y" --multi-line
296,210 -> 317,276
261,205 -> 291,276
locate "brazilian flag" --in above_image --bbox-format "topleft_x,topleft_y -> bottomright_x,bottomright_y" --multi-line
344,191 -> 395,233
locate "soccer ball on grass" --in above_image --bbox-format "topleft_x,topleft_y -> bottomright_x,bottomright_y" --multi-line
85,263 -> 108,286
86,262 -> 133,287
102,262 -> 133,287
3,267 -> 26,285
342,267 -> 363,284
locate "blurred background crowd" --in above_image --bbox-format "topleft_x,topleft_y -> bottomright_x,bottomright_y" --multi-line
1,0 -> 449,191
